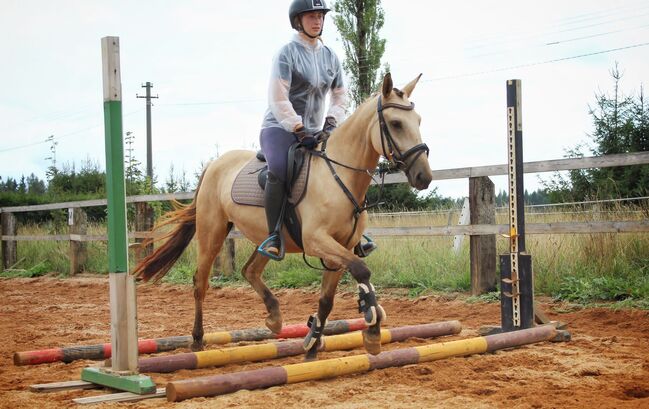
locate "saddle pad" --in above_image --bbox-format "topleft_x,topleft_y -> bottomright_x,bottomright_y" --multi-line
231,156 -> 310,207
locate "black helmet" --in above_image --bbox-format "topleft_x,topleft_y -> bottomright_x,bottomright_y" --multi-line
289,0 -> 331,30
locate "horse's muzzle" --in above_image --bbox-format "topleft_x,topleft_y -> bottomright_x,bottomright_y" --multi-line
411,169 -> 432,190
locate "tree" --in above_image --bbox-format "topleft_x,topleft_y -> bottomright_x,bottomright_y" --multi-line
333,0 -> 387,108
543,65 -> 649,201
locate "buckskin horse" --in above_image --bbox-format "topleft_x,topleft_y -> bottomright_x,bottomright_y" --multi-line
132,73 -> 433,360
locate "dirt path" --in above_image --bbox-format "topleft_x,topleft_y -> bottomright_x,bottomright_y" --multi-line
1,276 -> 648,408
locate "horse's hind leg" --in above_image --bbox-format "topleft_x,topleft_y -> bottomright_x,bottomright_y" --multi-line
241,249 -> 282,333
304,269 -> 344,361
191,221 -> 231,351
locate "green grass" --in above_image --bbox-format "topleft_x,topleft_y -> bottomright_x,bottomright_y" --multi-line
3,208 -> 648,309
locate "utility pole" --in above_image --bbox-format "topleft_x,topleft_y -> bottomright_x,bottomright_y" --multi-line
136,82 -> 158,182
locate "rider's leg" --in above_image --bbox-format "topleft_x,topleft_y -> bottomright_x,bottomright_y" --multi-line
258,127 -> 296,260
259,171 -> 286,258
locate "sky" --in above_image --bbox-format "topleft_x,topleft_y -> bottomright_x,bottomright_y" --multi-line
1,0 -> 648,199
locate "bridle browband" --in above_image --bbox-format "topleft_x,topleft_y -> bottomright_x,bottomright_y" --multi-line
377,94 -> 430,173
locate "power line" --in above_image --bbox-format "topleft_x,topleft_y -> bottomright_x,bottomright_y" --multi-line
0,109 -> 144,154
420,42 -> 649,83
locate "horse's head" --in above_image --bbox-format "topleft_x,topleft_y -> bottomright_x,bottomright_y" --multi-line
370,73 -> 433,190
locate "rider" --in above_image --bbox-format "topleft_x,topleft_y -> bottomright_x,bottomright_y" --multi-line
258,0 -> 375,260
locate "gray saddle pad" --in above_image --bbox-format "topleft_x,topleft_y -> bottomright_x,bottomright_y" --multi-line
231,156 -> 311,207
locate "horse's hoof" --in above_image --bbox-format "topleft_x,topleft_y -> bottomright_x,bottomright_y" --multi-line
363,329 -> 382,355
265,316 -> 283,334
190,341 -> 204,352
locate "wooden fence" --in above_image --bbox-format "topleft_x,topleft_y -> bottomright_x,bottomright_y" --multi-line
2,151 -> 649,293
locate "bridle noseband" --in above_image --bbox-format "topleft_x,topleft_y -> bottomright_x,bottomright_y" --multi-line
377,95 -> 430,173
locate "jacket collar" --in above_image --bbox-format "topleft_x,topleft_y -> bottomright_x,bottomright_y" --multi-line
292,33 -> 323,51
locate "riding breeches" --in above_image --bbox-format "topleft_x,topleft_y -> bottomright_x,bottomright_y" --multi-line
259,127 -> 298,182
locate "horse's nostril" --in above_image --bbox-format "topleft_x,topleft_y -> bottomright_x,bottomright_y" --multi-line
416,172 -> 431,190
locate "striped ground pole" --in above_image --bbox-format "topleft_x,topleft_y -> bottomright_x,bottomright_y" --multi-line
13,318 -> 367,366
166,325 -> 557,402
139,321 -> 462,373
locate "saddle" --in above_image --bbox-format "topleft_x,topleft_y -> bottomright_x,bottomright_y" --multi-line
231,144 -> 311,249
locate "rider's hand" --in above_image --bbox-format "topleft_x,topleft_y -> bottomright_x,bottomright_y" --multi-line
293,124 -> 306,140
322,116 -> 337,135
294,124 -> 317,149
300,135 -> 317,149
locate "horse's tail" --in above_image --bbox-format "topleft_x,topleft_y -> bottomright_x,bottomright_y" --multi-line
132,166 -> 208,283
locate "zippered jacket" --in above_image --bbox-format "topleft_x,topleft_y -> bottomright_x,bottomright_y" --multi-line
262,33 -> 347,134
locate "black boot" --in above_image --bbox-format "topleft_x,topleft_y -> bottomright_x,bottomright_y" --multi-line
257,171 -> 287,260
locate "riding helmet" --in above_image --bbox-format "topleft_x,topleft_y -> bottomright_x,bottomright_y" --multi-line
289,0 -> 331,30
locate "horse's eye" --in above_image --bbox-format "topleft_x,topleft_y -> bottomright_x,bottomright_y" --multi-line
390,120 -> 402,129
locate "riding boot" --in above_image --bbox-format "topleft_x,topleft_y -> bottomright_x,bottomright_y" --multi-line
258,171 -> 287,261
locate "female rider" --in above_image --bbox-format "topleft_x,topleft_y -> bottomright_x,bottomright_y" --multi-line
258,0 -> 375,260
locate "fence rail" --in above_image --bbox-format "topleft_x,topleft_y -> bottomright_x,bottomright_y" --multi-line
2,219 -> 649,243
2,151 -> 649,288
3,151 -> 649,214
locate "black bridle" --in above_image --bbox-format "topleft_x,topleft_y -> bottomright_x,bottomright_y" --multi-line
377,95 -> 430,173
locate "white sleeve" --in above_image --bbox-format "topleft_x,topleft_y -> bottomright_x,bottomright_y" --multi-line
327,86 -> 348,123
268,50 -> 302,132
269,78 -> 302,132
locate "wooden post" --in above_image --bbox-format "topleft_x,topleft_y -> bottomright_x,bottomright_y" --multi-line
214,238 -> 235,276
1,212 -> 17,270
80,36 -> 155,394
134,202 -> 153,260
469,176 -> 497,295
69,208 -> 88,275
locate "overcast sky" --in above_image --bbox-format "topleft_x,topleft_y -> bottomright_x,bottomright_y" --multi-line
1,0 -> 648,198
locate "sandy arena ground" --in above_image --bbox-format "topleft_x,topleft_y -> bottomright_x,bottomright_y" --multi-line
1,275 -> 648,408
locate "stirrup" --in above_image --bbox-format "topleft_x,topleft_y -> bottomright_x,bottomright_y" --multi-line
258,233 -> 284,261
354,234 -> 377,258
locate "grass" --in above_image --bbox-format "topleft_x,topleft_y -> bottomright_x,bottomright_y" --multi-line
2,205 -> 648,309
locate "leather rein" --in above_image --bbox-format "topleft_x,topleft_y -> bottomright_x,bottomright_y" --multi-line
304,95 -> 430,270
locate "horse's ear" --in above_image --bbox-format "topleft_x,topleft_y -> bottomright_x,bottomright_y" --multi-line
381,73 -> 393,98
402,73 -> 422,98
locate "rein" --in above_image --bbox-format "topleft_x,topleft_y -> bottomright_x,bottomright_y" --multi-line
302,95 -> 428,271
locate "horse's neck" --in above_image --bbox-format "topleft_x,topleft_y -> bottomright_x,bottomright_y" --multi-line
323,103 -> 380,197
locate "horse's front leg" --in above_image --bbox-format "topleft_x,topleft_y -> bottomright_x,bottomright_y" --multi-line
304,236 -> 385,355
241,249 -> 282,333
303,269 -> 344,361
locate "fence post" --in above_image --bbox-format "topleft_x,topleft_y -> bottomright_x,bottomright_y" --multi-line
134,202 -> 154,260
69,207 -> 88,275
1,212 -> 17,270
214,238 -> 235,276
469,176 -> 497,295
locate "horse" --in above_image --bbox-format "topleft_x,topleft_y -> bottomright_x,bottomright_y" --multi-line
132,73 -> 433,360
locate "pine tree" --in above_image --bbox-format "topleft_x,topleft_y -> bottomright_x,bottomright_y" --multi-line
543,65 -> 649,201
